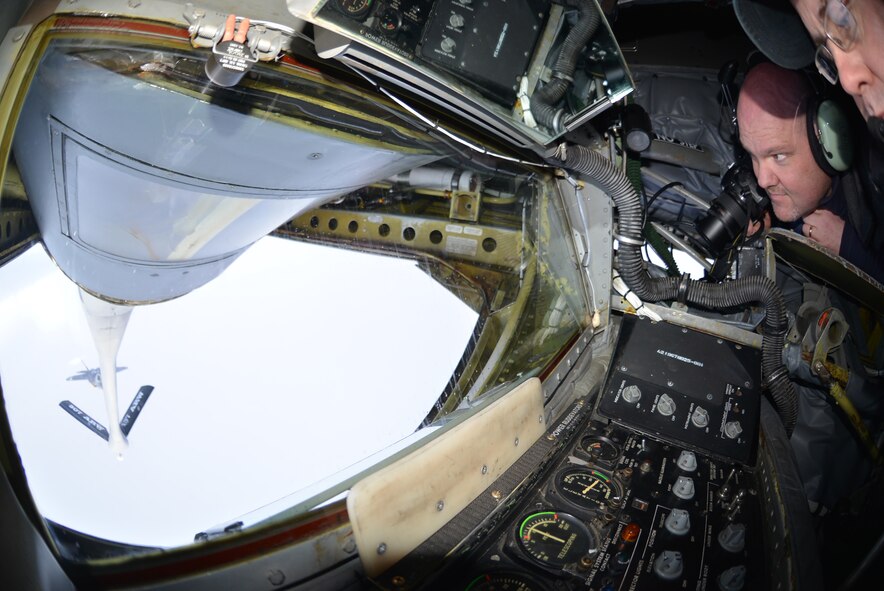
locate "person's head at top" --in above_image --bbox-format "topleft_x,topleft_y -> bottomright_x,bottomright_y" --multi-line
737,62 -> 832,223
734,0 -> 884,124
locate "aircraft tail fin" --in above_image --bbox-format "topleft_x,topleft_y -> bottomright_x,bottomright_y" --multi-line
120,386 -> 154,437
59,401 -> 109,441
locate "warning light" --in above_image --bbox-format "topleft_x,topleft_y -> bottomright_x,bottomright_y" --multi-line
621,523 -> 641,543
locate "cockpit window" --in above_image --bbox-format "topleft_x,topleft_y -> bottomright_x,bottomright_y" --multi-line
0,237 -> 479,549
0,20 -> 591,562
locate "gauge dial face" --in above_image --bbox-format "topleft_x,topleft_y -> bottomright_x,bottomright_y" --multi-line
517,511 -> 595,567
579,435 -> 620,463
464,572 -> 544,590
377,9 -> 402,34
335,0 -> 373,19
556,469 -> 622,510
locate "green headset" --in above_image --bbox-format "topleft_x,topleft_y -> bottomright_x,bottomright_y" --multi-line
805,94 -> 855,175
732,57 -> 855,176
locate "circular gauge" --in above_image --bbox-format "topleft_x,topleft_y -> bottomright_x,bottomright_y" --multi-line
579,435 -> 620,463
464,572 -> 546,590
335,0 -> 373,19
556,469 -> 623,510
517,511 -> 596,567
377,9 -> 401,35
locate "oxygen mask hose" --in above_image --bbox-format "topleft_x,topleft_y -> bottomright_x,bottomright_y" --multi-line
550,143 -> 797,434
531,0 -> 601,133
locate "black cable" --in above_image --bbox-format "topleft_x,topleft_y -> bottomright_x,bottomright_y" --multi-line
553,144 -> 797,434
646,181 -> 684,212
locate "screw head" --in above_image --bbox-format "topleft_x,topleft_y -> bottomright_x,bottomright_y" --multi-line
267,570 -> 286,586
377,543 -> 387,555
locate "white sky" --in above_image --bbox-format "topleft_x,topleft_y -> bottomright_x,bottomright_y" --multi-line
645,245 -> 709,279
0,237 -> 478,548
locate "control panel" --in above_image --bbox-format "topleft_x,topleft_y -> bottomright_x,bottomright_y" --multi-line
317,0 -> 547,104
435,419 -> 765,590
418,0 -> 547,104
597,315 -> 761,465
318,0 -> 433,59
302,0 -> 636,147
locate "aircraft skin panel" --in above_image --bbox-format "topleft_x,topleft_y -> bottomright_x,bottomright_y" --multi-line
347,377 -> 545,577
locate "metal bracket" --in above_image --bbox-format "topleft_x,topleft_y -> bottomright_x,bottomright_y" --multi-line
805,307 -> 848,382
183,3 -> 286,62
449,191 -> 481,222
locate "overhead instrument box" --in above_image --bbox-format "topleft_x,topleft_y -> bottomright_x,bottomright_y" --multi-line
288,0 -> 635,150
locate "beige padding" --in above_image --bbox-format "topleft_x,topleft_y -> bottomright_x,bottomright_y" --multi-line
347,377 -> 545,577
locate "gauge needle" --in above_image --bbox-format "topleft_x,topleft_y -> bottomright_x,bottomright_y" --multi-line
582,480 -> 600,494
527,526 -> 566,544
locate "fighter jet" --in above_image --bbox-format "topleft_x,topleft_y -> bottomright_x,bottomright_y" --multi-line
65,362 -> 127,389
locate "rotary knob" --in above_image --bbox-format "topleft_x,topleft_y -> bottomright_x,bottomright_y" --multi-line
718,523 -> 746,553
654,550 -> 684,581
449,13 -> 465,28
657,393 -> 676,417
724,420 -> 744,439
440,37 -> 456,53
676,450 -> 697,472
664,509 -> 691,536
673,475 -> 695,500
691,405 -> 710,428
718,565 -> 747,591
622,384 -> 642,404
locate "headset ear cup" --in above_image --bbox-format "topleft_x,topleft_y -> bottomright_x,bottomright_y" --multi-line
807,97 -> 854,174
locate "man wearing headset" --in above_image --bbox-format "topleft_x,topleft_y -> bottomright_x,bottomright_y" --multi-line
738,61 -> 883,282
734,1 -> 884,257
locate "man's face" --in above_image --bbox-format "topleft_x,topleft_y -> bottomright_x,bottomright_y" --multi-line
738,97 -> 832,222
793,0 -> 884,120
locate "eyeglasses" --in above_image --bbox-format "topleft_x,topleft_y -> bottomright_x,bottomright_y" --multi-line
823,0 -> 859,52
814,0 -> 860,86
815,44 -> 839,85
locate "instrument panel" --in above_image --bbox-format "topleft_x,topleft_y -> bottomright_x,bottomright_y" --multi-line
303,0 -> 635,146
317,0 -> 546,104
441,419 -> 764,590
